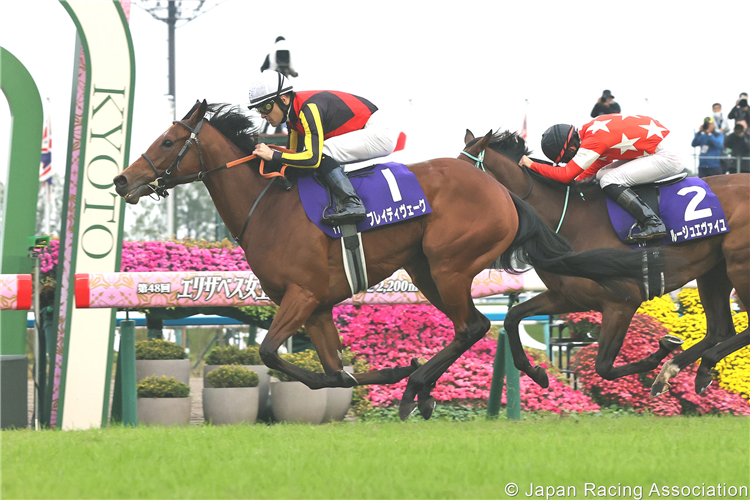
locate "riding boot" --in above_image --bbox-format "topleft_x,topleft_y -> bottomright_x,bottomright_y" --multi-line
321,166 -> 366,226
602,184 -> 666,242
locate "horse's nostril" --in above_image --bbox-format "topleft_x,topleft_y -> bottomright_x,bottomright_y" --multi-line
114,175 -> 127,187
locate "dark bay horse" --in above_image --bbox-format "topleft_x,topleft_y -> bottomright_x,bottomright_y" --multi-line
461,130 -> 750,396
113,100 -> 656,419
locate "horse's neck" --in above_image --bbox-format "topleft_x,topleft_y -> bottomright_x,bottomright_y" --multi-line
200,128 -> 273,244
489,154 -> 570,227
488,154 -> 532,195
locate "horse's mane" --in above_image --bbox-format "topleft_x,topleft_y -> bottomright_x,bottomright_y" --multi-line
470,129 -> 593,192
206,103 -> 258,153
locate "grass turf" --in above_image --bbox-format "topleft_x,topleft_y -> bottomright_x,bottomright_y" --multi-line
2,415 -> 748,499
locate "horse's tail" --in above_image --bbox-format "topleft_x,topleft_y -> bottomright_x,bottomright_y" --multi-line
497,193 -> 655,287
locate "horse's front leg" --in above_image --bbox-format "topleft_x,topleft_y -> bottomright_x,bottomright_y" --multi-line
594,302 -> 680,380
305,308 -> 420,388
258,285 -> 337,389
504,290 -> 584,388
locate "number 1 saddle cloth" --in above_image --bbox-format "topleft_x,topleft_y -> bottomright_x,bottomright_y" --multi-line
297,162 -> 433,238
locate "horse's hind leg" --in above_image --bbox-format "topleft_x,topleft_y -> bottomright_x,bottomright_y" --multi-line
695,255 -> 750,393
652,261 -> 735,396
400,260 -> 490,421
305,308 -> 420,387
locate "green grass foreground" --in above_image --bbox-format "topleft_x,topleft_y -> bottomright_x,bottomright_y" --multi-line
2,416 -> 748,499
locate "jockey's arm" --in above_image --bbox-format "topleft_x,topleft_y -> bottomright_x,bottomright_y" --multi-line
529,147 -> 602,183
272,103 -> 324,169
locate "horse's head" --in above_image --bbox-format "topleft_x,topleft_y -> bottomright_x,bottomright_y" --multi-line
458,129 -> 493,171
114,99 -> 209,204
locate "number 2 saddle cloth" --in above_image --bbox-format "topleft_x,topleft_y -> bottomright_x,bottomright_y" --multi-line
606,176 -> 729,248
297,162 -> 433,237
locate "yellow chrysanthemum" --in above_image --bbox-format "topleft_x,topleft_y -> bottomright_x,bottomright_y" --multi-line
636,295 -> 679,332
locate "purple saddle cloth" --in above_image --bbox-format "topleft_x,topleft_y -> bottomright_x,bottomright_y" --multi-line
606,177 -> 729,248
297,162 -> 432,238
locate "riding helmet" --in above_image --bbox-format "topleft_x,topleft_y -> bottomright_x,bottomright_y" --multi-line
541,124 -> 577,164
248,70 -> 294,108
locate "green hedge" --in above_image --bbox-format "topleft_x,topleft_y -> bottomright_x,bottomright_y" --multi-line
137,376 -> 190,398
206,365 -> 259,388
135,339 -> 186,360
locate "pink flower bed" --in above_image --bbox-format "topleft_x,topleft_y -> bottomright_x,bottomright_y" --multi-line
571,313 -> 750,416
335,304 -> 600,413
39,238 -> 249,274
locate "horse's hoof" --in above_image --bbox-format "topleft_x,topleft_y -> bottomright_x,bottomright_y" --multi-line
398,399 -> 417,421
337,369 -> 357,388
659,335 -> 684,352
418,396 -> 436,420
695,372 -> 714,394
531,366 -> 549,388
650,380 -> 669,398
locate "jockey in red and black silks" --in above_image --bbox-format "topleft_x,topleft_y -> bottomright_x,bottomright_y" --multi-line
248,70 -> 402,226
276,90 -> 379,169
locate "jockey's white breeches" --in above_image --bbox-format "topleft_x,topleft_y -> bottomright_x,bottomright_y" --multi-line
597,133 -> 686,188
322,110 -> 400,165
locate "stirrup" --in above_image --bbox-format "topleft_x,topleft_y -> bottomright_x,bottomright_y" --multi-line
625,223 -> 666,244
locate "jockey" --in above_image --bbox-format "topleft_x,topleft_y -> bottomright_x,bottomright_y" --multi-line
518,114 -> 685,242
248,70 -> 400,226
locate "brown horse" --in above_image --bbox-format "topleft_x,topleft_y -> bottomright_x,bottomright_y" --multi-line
461,129 -> 750,396
113,100 -> 656,420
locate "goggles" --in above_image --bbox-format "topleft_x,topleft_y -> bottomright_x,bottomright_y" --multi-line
254,100 -> 276,115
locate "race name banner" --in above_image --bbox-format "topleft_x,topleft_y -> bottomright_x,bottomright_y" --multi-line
0,274 -> 32,311
74,269 -> 543,309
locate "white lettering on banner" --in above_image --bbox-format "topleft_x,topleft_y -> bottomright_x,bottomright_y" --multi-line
381,168 -> 403,202
175,276 -> 271,302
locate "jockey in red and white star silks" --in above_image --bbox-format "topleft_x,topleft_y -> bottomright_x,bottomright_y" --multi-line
527,114 -> 684,187
519,114 -> 686,242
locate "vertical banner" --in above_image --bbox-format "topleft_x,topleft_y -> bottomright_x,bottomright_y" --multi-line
0,48 -> 43,355
49,0 -> 134,430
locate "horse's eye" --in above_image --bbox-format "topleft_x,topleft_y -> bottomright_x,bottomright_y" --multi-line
162,139 -> 174,148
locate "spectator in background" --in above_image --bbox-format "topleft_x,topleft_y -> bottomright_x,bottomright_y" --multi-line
728,93 -> 750,130
590,89 -> 621,118
692,117 -> 725,177
724,124 -> 750,174
713,103 -> 731,135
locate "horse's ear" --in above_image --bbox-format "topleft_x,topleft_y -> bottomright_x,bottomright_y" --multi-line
197,99 -> 208,120
477,130 -> 493,150
182,100 -> 201,120
464,129 -> 475,145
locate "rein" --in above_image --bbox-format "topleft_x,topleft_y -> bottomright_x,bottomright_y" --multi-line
139,118 -> 293,244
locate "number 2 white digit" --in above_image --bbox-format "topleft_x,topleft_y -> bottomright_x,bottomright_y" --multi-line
677,186 -> 713,221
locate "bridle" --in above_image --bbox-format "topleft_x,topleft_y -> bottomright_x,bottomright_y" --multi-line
137,118 -> 290,244
141,119 -> 208,199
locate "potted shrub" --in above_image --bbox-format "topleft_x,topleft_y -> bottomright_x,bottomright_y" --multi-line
137,375 -> 191,426
135,339 -> 190,385
203,345 -> 271,421
269,350 -> 328,424
322,347 -> 356,423
203,365 -> 260,425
